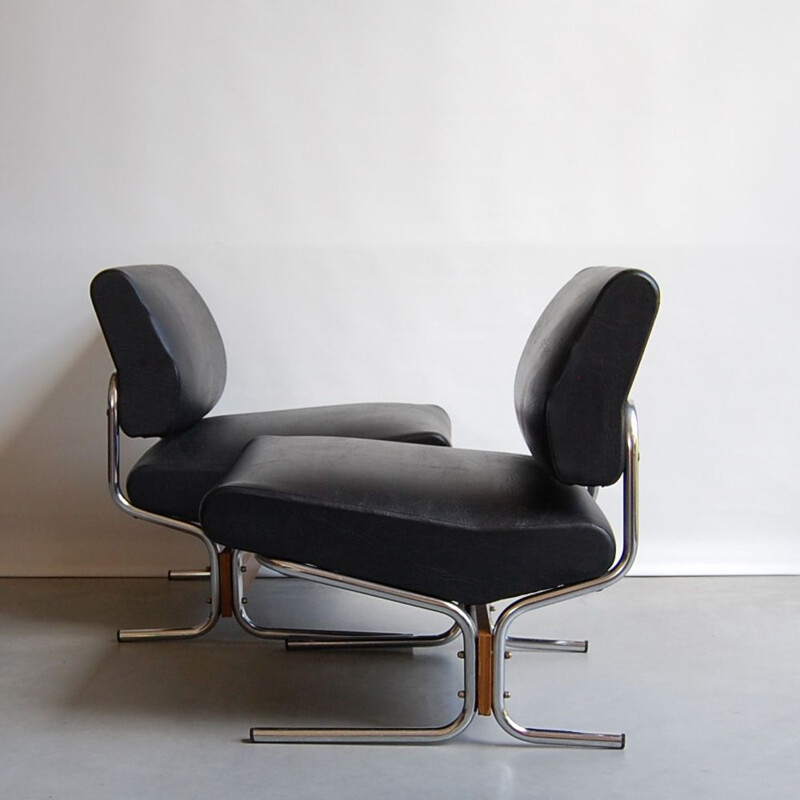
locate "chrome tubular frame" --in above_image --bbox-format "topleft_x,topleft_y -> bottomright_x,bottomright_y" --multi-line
106,374 -> 222,642
490,402 -> 640,749
167,569 -> 211,580
109,371 -> 462,648
505,636 -> 588,654
284,625 -> 460,651
231,549 -> 414,643
250,558 -> 478,744
232,550 -> 460,649
246,404 -> 640,747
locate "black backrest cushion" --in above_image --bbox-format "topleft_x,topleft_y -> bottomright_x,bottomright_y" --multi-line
514,268 -> 659,486
91,265 -> 227,437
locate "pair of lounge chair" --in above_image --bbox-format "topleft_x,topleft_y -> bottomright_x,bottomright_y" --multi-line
91,264 -> 659,746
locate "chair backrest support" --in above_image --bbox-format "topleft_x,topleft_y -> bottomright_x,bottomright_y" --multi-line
91,265 -> 227,438
514,267 -> 659,487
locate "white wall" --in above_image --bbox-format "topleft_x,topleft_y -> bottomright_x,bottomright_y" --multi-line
1,0 -> 798,576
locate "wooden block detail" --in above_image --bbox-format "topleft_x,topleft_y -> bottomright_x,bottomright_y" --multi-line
219,548 -> 233,618
474,604 -> 494,717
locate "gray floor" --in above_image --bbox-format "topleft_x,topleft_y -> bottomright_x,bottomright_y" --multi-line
0,575 -> 797,799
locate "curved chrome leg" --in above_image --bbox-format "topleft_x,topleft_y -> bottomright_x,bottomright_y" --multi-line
488,604 -> 588,653
249,558 -> 478,744
230,550 -> 459,649
492,613 -> 624,749
231,550 -> 394,642
489,403 -> 640,749
107,374 -> 222,642
117,534 -> 220,642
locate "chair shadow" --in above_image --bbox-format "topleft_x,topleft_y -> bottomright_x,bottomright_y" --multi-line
45,577 -> 466,731
66,634 -> 464,732
0,332 -> 205,598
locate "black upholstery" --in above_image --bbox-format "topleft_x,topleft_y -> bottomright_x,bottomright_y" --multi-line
91,265 -> 227,438
200,267 -> 659,604
91,264 -> 452,523
515,267 -> 659,486
127,403 -> 450,522
201,435 -> 616,605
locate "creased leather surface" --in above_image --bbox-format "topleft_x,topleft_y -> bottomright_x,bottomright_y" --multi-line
128,403 -> 451,522
201,435 -> 616,605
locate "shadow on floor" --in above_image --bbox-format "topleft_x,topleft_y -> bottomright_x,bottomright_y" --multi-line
1,575 -> 469,731
68,632 -> 463,731
0,333 -> 180,578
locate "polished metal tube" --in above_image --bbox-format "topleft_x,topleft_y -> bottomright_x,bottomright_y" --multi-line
505,636 -> 588,653
489,402 -> 640,749
249,558 -> 478,744
284,624 -> 460,651
231,549 -> 403,641
230,550 -> 459,649
107,374 -> 221,642
167,569 -> 212,581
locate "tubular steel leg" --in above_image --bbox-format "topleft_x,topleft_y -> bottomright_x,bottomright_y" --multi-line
230,550 -> 460,650
492,617 -> 624,749
505,636 -> 588,654
484,603 -> 589,653
284,625 -> 460,651
489,403 -> 640,748
249,558 -> 478,744
117,540 -> 221,642
167,569 -> 211,581
107,374 -> 221,642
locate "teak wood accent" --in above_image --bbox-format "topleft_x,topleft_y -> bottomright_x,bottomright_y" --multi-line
474,604 -> 494,716
219,549 -> 234,617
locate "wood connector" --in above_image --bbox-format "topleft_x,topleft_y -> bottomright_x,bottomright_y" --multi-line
474,604 -> 494,716
219,548 -> 234,617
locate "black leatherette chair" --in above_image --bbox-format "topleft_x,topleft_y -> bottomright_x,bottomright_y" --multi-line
91,264 -> 452,642
200,267 -> 660,747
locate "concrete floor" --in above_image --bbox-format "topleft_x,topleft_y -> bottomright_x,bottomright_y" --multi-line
0,575 -> 797,799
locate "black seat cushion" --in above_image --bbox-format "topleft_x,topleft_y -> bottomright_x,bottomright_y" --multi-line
128,404 -> 451,522
200,436 -> 616,605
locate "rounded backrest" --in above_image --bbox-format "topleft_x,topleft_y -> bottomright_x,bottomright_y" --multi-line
514,267 -> 659,487
90,265 -> 227,437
